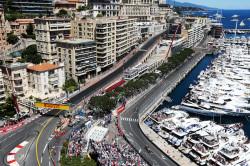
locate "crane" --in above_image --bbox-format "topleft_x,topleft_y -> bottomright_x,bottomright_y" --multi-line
165,23 -> 181,61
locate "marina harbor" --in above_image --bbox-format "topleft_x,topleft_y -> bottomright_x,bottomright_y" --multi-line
2,0 -> 250,166
181,44 -> 250,117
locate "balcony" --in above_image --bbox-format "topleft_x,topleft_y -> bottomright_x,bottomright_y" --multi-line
49,80 -> 59,85
49,73 -> 58,78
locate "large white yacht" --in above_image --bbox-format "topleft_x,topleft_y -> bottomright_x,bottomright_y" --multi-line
145,109 -> 250,165
181,44 -> 250,117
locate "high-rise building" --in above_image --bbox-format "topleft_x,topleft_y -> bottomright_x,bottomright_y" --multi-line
0,0 -> 53,15
34,17 -> 71,64
71,17 -> 138,69
57,39 -> 97,82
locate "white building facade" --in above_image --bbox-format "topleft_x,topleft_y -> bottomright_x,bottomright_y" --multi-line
27,63 -> 65,99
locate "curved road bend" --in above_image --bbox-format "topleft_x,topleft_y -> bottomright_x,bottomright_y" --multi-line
0,109 -> 61,166
121,51 -> 206,166
0,31 -> 166,166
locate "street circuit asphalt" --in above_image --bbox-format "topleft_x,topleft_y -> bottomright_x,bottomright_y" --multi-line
0,31 -> 165,166
69,32 -> 165,105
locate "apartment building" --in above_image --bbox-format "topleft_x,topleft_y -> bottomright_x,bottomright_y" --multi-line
71,17 -> 138,69
0,69 -> 5,104
185,23 -> 203,48
119,0 -> 169,21
27,63 -> 65,99
0,0 -> 53,15
89,0 -> 121,17
119,3 -> 151,21
10,19 -> 34,36
57,39 -> 97,82
184,17 -> 207,48
34,17 -> 71,64
0,63 -> 29,98
54,0 -> 88,13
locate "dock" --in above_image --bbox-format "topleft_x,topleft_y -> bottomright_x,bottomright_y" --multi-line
224,29 -> 250,34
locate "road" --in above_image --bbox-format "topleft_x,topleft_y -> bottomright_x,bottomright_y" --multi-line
0,31 -> 166,166
121,50 -> 208,166
69,31 -> 165,105
0,110 -> 60,166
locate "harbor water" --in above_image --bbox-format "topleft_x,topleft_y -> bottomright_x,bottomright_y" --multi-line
157,53 -> 250,138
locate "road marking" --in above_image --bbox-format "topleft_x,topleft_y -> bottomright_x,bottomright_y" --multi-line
7,141 -> 29,166
121,117 -> 138,122
43,143 -> 48,154
36,111 -> 60,166
35,117 -> 53,166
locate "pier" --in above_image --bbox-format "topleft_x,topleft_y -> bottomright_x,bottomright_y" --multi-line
224,28 -> 250,34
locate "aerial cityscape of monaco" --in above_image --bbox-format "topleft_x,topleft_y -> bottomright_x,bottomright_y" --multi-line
1,0 -> 250,166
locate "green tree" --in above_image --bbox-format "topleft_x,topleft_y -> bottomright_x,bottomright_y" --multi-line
7,32 -> 19,45
25,23 -> 35,39
96,13 -> 103,17
4,0 -> 13,12
21,44 -> 42,64
0,97 -> 16,117
88,95 -> 116,117
56,9 -> 69,17
63,78 -> 78,93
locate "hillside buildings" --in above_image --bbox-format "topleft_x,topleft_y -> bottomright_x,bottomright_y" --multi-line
34,17 -> 71,64
27,63 -> 65,99
57,39 -> 97,82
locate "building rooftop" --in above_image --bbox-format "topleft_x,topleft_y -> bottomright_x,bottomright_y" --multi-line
34,17 -> 71,21
57,38 -> 95,45
27,63 -> 61,72
1,62 -> 27,70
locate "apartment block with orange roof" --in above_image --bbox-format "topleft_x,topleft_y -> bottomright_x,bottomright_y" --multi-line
27,63 -> 65,99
